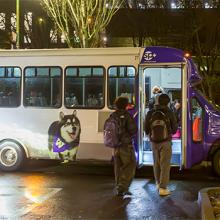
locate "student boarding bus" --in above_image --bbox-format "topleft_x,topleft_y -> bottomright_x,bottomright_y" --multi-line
0,46 -> 220,175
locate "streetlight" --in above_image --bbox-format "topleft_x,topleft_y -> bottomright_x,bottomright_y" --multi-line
38,17 -> 44,24
16,0 -> 20,49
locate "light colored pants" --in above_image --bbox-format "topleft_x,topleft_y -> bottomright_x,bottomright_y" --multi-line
151,140 -> 172,189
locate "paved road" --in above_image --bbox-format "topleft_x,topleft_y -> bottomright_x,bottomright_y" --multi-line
0,160 -> 219,220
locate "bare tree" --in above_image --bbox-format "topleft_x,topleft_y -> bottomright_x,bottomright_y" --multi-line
41,0 -> 124,48
177,2 -> 220,105
193,22 -> 220,104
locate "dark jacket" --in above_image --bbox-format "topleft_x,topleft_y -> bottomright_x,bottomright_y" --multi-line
144,105 -> 178,142
174,108 -> 181,127
112,110 -> 137,145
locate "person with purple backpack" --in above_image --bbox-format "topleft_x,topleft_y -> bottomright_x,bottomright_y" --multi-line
110,96 -> 137,197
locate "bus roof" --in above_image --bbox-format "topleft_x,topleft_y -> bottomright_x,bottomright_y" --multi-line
0,46 -> 186,64
0,47 -> 141,57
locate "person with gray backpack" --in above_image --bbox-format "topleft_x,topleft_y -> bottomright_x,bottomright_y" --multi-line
104,96 -> 137,197
144,93 -> 177,196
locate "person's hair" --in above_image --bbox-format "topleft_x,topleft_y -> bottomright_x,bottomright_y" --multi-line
158,94 -> 170,106
114,96 -> 129,110
152,86 -> 162,94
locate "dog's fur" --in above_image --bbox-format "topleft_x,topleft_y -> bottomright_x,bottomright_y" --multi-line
48,111 -> 81,162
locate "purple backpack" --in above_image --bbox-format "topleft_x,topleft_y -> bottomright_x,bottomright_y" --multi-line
103,114 -> 122,148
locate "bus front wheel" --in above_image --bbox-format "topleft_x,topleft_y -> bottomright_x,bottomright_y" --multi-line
0,141 -> 25,172
213,149 -> 220,176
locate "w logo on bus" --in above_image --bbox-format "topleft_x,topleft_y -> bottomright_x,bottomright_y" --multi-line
143,51 -> 156,61
48,111 -> 81,163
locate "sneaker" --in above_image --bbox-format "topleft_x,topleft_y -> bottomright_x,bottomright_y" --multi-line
116,192 -> 124,197
159,188 -> 171,196
116,191 -> 124,197
124,191 -> 132,196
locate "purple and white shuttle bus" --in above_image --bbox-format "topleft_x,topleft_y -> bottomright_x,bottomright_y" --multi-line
0,46 -> 219,175
136,47 -> 220,176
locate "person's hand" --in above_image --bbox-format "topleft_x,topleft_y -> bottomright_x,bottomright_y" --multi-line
174,102 -> 181,110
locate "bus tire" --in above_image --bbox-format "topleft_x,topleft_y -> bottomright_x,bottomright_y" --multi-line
213,149 -> 220,177
0,141 -> 26,172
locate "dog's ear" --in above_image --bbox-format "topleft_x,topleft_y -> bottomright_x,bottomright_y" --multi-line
59,111 -> 65,120
73,110 -> 77,116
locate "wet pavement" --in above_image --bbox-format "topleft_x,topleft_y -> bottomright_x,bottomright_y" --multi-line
0,160 -> 219,220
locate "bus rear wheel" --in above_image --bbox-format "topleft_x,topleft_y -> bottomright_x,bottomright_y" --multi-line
213,149 -> 220,177
0,141 -> 25,172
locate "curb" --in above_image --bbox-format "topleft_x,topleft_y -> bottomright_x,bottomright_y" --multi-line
198,187 -> 220,220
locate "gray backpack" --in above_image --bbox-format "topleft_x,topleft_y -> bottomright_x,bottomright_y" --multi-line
150,110 -> 170,142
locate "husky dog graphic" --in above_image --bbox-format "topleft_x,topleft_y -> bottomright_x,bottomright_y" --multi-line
48,111 -> 81,162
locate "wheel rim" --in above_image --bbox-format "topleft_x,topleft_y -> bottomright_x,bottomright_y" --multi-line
0,146 -> 18,167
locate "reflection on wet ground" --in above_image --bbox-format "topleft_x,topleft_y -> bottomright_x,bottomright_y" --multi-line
0,173 -> 61,219
0,161 -> 219,219
0,186 -> 61,218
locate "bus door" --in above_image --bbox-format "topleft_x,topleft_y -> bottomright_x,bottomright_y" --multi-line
137,66 -> 145,166
185,90 -> 205,168
138,65 -> 184,168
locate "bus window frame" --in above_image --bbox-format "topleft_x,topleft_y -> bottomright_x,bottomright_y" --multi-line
190,96 -> 204,143
23,66 -> 63,109
64,66 -> 105,110
0,66 -> 22,108
144,76 -> 151,108
107,65 -> 136,110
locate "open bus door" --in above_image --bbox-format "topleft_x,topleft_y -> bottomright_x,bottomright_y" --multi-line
137,66 -> 145,167
138,64 -> 184,169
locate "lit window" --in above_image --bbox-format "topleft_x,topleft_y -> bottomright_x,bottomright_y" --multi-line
61,33 -> 66,43
0,67 -> 21,107
50,29 -> 57,43
11,13 -> 16,32
24,67 -> 62,108
205,3 -> 210,8
65,66 -> 105,109
0,13 -> 5,30
24,12 -> 32,44
171,2 -> 177,8
108,66 -> 136,109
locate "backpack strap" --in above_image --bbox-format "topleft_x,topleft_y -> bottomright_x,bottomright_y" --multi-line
114,112 -> 128,139
158,109 -> 171,135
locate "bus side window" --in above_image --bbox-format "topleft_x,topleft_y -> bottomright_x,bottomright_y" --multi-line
108,66 -> 135,109
65,66 -> 105,109
0,67 -> 21,107
24,67 -> 62,108
191,98 -> 203,142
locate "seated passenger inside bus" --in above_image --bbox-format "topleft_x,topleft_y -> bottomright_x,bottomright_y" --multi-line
65,93 -> 78,107
28,90 -> 47,106
171,99 -> 181,139
86,94 -> 98,107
